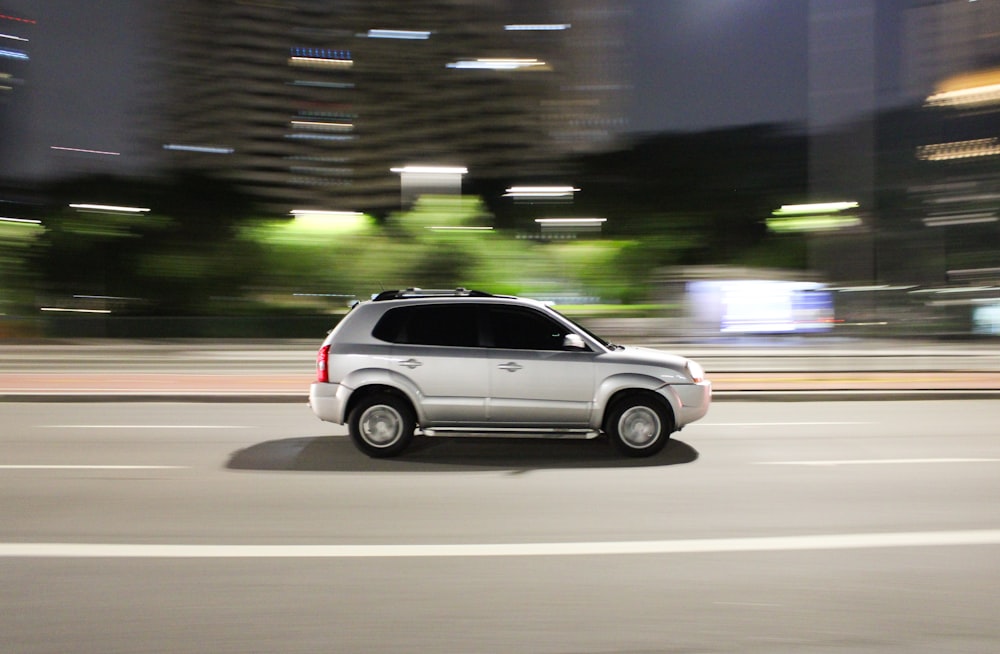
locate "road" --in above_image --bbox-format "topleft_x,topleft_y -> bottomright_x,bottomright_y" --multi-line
3,400 -> 999,653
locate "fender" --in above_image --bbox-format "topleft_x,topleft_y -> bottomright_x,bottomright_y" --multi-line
338,366 -> 428,425
592,373 -> 684,430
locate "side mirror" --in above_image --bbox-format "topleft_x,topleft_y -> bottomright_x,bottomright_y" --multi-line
563,333 -> 587,350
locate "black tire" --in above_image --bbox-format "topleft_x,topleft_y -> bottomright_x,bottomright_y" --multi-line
605,394 -> 673,457
348,392 -> 415,458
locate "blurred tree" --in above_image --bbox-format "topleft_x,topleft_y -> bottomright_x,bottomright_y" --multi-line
31,172 -> 265,315
0,219 -> 43,319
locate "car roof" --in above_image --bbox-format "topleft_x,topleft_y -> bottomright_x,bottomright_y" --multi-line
362,288 -> 549,311
371,288 -> 496,301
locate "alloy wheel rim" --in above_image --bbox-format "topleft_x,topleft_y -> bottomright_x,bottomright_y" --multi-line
619,406 -> 661,448
360,405 -> 403,447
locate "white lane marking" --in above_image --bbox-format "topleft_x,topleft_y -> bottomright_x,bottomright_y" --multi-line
0,465 -> 187,470
757,458 -> 1000,467
2,530 -> 999,558
700,422 -> 875,427
39,425 -> 246,429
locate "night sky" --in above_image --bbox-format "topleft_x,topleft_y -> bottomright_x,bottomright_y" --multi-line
2,0 -> 914,178
627,0 -> 811,133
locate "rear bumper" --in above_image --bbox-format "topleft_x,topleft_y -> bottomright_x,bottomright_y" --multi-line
309,382 -> 348,424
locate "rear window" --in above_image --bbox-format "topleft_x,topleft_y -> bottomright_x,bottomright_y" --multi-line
372,304 -> 480,347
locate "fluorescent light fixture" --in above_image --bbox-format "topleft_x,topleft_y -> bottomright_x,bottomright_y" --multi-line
917,138 -> 1000,161
366,29 -> 431,40
447,58 -> 546,71
40,307 -> 112,314
51,146 -> 121,156
391,166 -> 468,175
290,210 -> 364,218
289,56 -> 353,68
768,215 -> 861,232
504,24 -> 571,31
290,120 -> 353,131
772,202 -> 859,216
0,216 -> 41,225
535,218 -> 605,226
163,144 -> 235,154
923,212 -> 998,227
927,83 -> 1000,107
426,226 -> 493,231
505,186 -> 579,198
0,48 -> 28,60
69,204 -> 150,214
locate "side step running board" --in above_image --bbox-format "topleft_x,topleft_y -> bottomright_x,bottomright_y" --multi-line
421,429 -> 601,440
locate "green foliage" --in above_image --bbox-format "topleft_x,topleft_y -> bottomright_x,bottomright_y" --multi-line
11,126 -> 818,319
29,173 -> 266,315
0,220 -> 43,314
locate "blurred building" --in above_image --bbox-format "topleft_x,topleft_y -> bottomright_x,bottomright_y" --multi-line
904,0 -> 1000,287
805,0 -> 878,284
804,0 -> 1000,290
153,0 -> 629,215
902,0 -> 1000,100
0,8 -> 33,178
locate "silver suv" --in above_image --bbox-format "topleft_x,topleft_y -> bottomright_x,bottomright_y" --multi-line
309,289 -> 711,458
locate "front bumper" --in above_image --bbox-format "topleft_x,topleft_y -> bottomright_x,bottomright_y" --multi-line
672,380 -> 712,427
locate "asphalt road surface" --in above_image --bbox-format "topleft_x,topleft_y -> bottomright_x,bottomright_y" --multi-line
3,400 -> 999,653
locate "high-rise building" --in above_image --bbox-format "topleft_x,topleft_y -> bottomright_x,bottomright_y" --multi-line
902,0 -> 1000,288
0,8 -> 34,176
902,0 -> 1000,101
153,0 -> 628,215
804,0 -> 878,283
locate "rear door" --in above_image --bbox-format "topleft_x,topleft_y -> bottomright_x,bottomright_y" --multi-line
375,303 -> 489,425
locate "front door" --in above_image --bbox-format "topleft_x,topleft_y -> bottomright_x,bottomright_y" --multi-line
485,306 -> 595,427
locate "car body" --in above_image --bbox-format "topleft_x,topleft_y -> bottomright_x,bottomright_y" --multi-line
309,288 -> 711,457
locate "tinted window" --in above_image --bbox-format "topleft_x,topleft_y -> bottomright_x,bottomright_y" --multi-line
372,304 -> 479,347
488,306 -> 570,350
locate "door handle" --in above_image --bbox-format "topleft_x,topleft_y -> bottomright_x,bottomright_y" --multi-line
498,362 -> 523,372
398,358 -> 423,369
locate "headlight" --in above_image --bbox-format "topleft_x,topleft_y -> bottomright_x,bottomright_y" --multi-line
685,360 -> 705,383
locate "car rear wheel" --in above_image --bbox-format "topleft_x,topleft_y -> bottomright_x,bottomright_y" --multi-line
606,394 -> 673,457
348,393 -> 415,458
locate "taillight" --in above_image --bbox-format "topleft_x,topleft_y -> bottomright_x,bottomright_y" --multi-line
316,344 -> 330,383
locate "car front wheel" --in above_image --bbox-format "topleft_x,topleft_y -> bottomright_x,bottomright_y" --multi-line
606,394 -> 673,457
348,393 -> 415,458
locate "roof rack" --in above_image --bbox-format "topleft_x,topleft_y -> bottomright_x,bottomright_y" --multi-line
372,288 -> 494,301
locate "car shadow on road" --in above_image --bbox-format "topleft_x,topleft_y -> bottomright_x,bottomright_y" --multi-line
227,435 -> 699,472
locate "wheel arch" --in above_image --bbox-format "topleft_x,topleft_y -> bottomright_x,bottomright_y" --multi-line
344,383 -> 421,428
595,374 -> 680,431
602,387 -> 677,435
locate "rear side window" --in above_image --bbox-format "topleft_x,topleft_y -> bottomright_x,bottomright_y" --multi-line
372,304 -> 480,347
